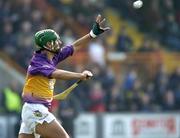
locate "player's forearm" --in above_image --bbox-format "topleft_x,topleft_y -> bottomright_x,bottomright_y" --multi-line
72,14 -> 110,51
72,33 -> 92,51
51,69 -> 83,80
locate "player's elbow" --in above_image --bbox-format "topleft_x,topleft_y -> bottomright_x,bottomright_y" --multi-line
71,44 -> 79,52
51,69 -> 68,79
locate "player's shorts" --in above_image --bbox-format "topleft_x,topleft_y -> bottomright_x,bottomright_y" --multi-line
19,102 -> 56,137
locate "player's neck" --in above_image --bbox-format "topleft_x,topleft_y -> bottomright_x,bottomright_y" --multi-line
46,51 -> 54,61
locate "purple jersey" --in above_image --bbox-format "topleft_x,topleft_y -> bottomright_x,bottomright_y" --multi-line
22,45 -> 74,107
28,45 -> 74,77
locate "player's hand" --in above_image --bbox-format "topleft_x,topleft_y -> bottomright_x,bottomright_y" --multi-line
90,14 -> 110,38
81,70 -> 93,80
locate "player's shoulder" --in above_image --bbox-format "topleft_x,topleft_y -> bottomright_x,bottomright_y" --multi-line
60,45 -> 73,51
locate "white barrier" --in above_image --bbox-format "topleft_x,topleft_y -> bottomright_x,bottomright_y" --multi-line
74,113 -> 180,138
74,114 -> 97,138
103,114 -> 180,138
0,117 -> 8,138
1,113 -> 180,138
0,116 -> 19,138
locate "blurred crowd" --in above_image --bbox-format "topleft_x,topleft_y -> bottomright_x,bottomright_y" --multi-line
0,0 -> 76,68
57,62 -> 180,113
0,0 -> 180,114
108,0 -> 180,51
1,0 -> 180,66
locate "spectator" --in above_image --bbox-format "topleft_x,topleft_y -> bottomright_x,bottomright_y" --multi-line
174,85 -> 180,109
122,68 -> 138,91
88,39 -> 106,66
59,97 -> 79,137
89,82 -> 105,112
140,93 -> 152,112
2,81 -> 22,114
107,84 -> 125,112
162,90 -> 176,111
1,21 -> 17,55
116,26 -> 133,52
0,88 -> 6,114
62,29 -> 76,46
163,13 -> 180,50
137,38 -> 156,52
168,66 -> 180,91
154,64 -> 169,103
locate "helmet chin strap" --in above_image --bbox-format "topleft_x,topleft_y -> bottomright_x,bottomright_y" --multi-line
43,41 -> 60,54
43,46 -> 59,54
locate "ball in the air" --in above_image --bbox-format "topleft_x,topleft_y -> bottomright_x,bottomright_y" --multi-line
133,0 -> 143,9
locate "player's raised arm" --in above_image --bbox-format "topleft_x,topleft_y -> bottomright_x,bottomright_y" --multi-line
51,69 -> 93,80
72,14 -> 110,51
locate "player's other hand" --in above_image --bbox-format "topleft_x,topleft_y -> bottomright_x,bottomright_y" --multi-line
90,14 -> 111,38
81,70 -> 93,80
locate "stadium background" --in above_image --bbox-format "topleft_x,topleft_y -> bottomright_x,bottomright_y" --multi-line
0,0 -> 180,138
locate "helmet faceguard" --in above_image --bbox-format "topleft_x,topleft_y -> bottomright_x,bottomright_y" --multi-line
34,29 -> 61,53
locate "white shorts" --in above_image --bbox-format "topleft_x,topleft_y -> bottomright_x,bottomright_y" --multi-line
19,103 -> 56,137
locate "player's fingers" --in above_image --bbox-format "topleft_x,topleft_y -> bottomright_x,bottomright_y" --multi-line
83,71 -> 93,80
99,18 -> 106,26
87,72 -> 93,77
96,14 -> 101,23
100,27 -> 111,31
